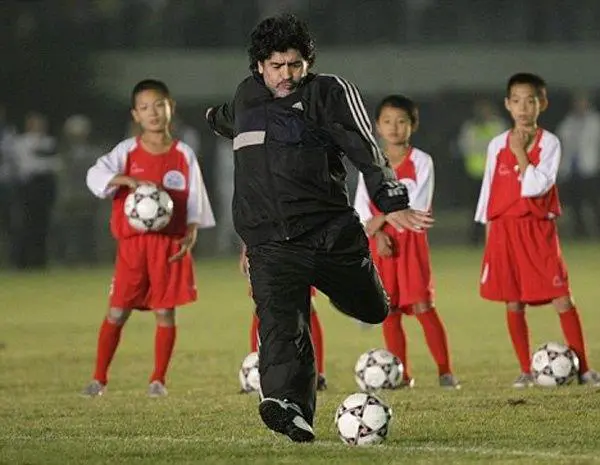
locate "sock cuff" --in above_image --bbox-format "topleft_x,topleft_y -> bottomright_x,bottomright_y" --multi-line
415,307 -> 438,320
559,307 -> 578,317
157,325 -> 177,333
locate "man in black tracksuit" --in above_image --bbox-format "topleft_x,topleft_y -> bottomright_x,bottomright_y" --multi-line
206,14 -> 433,442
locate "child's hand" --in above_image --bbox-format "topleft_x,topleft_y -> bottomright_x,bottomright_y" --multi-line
239,252 -> 249,276
375,231 -> 394,257
110,175 -> 154,190
169,227 -> 197,262
365,215 -> 386,237
509,128 -> 533,153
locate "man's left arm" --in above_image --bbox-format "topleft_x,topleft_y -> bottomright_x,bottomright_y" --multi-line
206,102 -> 235,140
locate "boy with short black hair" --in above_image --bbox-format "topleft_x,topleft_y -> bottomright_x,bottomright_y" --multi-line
83,79 -> 215,397
475,73 -> 599,388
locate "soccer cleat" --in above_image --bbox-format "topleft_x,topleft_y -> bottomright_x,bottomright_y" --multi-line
579,370 -> 600,387
258,398 -> 315,443
395,377 -> 415,389
148,380 -> 168,397
81,380 -> 106,397
512,373 -> 535,388
317,374 -> 327,391
439,374 -> 461,389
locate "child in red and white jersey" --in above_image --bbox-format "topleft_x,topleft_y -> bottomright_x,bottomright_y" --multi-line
354,95 -> 459,389
475,73 -> 599,387
82,79 -> 215,397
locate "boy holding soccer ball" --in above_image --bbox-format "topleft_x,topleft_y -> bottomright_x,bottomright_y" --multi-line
83,79 -> 215,397
475,73 -> 599,388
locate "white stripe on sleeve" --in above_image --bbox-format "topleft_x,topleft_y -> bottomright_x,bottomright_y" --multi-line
404,149 -> 434,212
179,142 -> 216,229
324,74 -> 387,167
86,138 -> 136,199
353,172 -> 373,225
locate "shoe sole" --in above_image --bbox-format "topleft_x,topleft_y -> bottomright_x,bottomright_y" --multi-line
259,399 -> 315,443
80,391 -> 104,398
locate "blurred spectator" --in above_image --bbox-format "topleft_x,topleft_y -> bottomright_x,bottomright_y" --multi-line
54,114 -> 103,265
213,138 -> 237,253
9,112 -> 60,269
172,115 -> 201,155
557,93 -> 600,238
0,103 -> 17,264
125,120 -> 141,139
458,99 -> 508,245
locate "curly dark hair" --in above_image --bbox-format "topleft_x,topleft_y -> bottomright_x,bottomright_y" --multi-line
248,14 -> 316,72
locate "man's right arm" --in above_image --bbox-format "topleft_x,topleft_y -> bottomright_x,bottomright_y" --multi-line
325,76 -> 408,214
206,102 -> 235,140
325,76 -> 432,232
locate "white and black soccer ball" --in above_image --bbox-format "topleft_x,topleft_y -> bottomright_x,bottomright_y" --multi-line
335,392 -> 392,446
355,348 -> 403,391
124,184 -> 174,232
531,342 -> 580,387
238,351 -> 260,393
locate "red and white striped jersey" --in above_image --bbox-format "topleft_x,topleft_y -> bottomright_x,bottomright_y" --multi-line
475,129 -> 561,224
86,137 -> 215,239
354,146 -> 434,224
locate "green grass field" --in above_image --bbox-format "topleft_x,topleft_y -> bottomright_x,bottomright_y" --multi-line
1,243 -> 600,464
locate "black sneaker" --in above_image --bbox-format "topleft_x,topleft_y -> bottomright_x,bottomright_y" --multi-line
258,398 -> 315,443
316,374 -> 327,391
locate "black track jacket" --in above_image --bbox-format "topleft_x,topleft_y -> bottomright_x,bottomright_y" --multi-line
206,72 -> 409,246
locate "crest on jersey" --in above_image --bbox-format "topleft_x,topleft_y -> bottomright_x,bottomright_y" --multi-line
163,170 -> 186,190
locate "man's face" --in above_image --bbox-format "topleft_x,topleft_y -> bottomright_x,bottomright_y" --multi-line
258,49 -> 308,98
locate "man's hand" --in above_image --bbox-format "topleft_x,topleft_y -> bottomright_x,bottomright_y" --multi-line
374,231 -> 393,257
365,215 -> 386,237
169,226 -> 198,262
385,209 -> 433,232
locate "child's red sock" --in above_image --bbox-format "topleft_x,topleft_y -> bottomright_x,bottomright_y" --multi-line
506,310 -> 531,374
382,311 -> 410,380
416,308 -> 451,375
310,310 -> 325,375
559,307 -> 589,373
250,313 -> 259,352
150,325 -> 177,384
93,318 -> 123,385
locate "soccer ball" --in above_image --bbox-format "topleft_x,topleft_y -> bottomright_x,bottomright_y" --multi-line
124,184 -> 174,232
335,392 -> 392,446
354,348 -> 403,391
531,342 -> 580,387
238,351 -> 260,393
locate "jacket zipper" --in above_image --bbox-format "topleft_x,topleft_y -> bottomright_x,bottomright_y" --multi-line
263,103 -> 290,240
